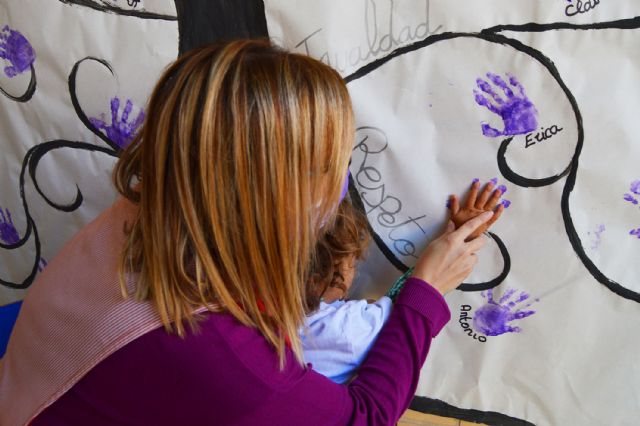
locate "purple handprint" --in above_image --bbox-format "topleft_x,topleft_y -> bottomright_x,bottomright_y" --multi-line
0,207 -> 46,271
473,288 -> 537,336
0,25 -> 36,78
474,72 -> 539,138
89,97 -> 145,149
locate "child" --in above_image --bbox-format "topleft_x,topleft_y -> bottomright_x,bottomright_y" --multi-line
301,180 -> 504,384
301,199 -> 386,384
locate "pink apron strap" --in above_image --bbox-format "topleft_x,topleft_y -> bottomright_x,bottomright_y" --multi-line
0,199 -> 173,425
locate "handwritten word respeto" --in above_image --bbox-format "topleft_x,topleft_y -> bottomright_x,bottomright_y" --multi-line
352,126 -> 428,259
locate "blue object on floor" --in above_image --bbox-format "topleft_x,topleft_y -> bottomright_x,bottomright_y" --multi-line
0,301 -> 22,358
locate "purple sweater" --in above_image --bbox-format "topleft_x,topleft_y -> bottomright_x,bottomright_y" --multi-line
33,278 -> 450,425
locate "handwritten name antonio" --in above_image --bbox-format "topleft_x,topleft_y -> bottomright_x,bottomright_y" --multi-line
460,305 -> 487,343
352,126 -> 428,258
294,0 -> 442,73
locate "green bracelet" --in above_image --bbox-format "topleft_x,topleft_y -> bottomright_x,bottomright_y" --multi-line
385,267 -> 414,301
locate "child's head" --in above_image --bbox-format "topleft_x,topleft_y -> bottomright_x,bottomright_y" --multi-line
305,199 -> 371,313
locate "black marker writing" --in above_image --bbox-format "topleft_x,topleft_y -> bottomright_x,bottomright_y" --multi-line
460,305 -> 487,342
525,125 -> 563,148
565,0 -> 601,17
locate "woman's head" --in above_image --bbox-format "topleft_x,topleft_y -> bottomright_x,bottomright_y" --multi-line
114,39 -> 354,364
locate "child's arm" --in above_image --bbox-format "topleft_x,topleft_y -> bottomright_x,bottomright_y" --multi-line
301,297 -> 392,384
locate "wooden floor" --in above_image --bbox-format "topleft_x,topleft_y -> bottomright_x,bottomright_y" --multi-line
398,409 -> 486,426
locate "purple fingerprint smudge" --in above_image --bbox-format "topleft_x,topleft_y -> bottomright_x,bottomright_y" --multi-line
473,72 -> 538,138
0,25 -> 36,78
0,208 -> 19,244
630,180 -> 640,195
589,223 -> 606,250
473,288 -> 537,336
630,229 -> 640,239
0,207 -> 47,271
624,194 -> 639,205
501,199 -> 511,208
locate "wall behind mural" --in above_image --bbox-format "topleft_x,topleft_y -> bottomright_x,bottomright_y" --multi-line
1,1 -> 639,425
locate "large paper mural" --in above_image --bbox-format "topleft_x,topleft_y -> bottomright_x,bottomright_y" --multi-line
0,1 -> 638,425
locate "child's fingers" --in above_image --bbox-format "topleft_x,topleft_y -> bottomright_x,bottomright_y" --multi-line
484,188 -> 503,210
475,181 -> 494,208
449,195 -> 460,215
486,204 -> 505,228
464,180 -> 480,208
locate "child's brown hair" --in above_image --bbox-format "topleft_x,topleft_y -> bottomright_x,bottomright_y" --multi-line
305,199 -> 371,313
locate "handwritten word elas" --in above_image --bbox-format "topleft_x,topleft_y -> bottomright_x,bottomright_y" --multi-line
294,0 -> 442,73
525,125 -> 563,148
565,0 -> 600,17
460,305 -> 487,343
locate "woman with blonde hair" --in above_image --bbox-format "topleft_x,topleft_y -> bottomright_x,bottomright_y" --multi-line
0,40 -> 496,425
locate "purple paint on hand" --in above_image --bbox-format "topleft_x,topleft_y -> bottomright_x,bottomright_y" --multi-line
473,288 -> 537,336
474,72 -> 538,138
0,25 -> 36,78
89,97 -> 145,149
500,199 -> 511,208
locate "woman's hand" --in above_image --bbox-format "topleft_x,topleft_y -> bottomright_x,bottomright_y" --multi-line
411,211 -> 494,295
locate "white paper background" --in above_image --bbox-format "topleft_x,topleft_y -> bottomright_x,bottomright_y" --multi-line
265,1 -> 640,425
0,0 -> 178,304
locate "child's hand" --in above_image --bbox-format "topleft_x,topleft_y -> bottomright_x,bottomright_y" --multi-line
449,180 -> 504,240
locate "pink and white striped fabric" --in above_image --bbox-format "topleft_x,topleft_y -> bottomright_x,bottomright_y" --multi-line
0,198 -> 195,425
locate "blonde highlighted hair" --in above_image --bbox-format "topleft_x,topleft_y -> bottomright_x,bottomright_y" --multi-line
113,40 -> 353,365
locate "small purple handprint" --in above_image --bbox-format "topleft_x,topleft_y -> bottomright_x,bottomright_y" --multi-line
0,207 -> 47,271
474,72 -> 539,138
0,25 -> 36,78
89,97 -> 145,149
473,288 -> 537,336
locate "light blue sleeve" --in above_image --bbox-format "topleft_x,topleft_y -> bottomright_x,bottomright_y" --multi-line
300,297 -> 393,384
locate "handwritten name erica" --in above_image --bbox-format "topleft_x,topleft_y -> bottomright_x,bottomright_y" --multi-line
352,126 -> 428,258
525,124 -> 563,148
460,305 -> 487,342
565,0 -> 600,17
294,0 -> 442,73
